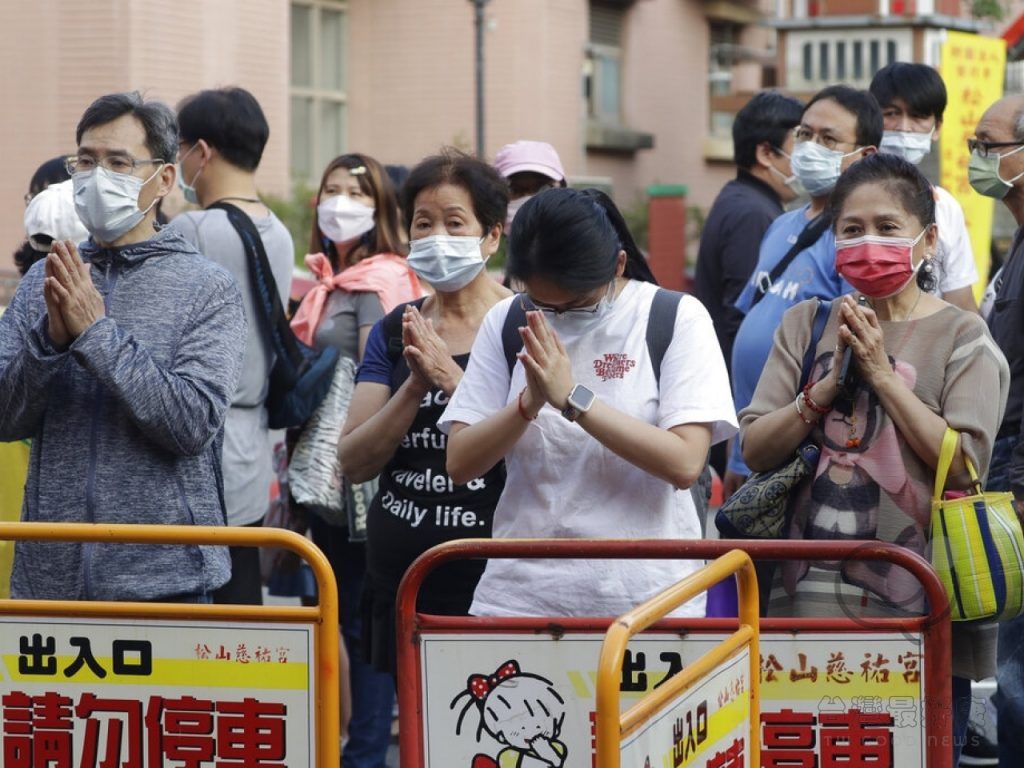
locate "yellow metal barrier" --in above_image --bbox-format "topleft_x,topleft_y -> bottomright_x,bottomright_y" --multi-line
0,522 -> 340,768
596,548 -> 760,768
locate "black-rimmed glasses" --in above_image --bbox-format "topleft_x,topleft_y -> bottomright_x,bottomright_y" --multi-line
966,138 -> 1024,158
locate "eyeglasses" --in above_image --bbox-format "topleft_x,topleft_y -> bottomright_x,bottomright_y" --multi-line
793,126 -> 856,152
966,138 -> 1024,158
65,154 -> 165,176
519,282 -> 613,315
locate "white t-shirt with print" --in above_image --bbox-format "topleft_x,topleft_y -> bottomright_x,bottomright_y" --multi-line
439,281 -> 738,619
933,185 -> 979,295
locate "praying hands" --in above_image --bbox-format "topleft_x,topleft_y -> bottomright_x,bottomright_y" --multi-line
43,240 -> 105,348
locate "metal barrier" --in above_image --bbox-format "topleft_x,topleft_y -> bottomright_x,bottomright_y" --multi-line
0,522 -> 340,768
596,549 -> 760,768
397,538 -> 952,768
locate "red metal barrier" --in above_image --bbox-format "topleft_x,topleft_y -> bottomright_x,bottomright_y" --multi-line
396,538 -> 952,768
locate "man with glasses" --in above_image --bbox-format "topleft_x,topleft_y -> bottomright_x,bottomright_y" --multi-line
973,93 -> 1024,768
167,87 -> 293,607
724,85 -> 880,495
0,92 -> 246,603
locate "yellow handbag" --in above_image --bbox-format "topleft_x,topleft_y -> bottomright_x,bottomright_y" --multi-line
930,428 -> 1024,622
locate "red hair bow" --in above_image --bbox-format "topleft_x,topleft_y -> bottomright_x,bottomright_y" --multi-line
467,660 -> 520,700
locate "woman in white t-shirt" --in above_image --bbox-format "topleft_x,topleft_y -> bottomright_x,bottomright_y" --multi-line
440,188 -> 738,618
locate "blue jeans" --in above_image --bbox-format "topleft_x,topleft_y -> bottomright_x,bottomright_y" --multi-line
952,675 -> 971,765
989,435 -> 1020,767
310,517 -> 395,768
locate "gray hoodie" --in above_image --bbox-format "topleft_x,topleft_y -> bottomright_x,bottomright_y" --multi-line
0,227 -> 246,600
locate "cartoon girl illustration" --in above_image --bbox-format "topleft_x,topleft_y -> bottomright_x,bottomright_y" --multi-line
451,660 -> 568,768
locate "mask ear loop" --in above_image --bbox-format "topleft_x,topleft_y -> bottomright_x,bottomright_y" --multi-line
139,163 -> 169,218
999,144 -> 1024,186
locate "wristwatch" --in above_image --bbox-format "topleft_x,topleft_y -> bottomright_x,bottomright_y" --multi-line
561,384 -> 596,422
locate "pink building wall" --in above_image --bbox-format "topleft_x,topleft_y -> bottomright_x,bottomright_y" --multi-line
0,0 -> 290,272
346,0 -> 587,183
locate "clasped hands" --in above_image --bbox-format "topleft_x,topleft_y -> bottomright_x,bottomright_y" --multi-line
402,305 -> 463,396
813,294 -> 893,407
43,240 -> 105,349
517,310 -> 574,419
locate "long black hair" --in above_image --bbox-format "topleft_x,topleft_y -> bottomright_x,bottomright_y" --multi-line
507,187 -> 657,292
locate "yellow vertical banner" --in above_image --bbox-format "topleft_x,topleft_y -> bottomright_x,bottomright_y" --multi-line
0,441 -> 30,598
939,31 -> 1007,301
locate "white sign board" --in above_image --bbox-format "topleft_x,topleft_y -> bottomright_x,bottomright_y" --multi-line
620,647 -> 750,768
0,617 -> 315,767
421,631 -> 925,768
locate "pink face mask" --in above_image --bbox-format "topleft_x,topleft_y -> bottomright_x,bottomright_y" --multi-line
834,230 -> 926,299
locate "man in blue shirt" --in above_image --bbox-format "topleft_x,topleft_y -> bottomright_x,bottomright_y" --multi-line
728,85 -> 881,481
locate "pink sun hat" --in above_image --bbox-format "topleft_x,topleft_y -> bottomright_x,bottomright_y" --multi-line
493,140 -> 566,182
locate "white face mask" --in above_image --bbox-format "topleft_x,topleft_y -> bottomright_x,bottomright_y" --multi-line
505,194 -> 533,233
880,129 -> 934,166
317,195 -> 375,245
73,165 -> 163,244
790,141 -> 861,197
407,234 -> 487,292
768,150 -> 805,197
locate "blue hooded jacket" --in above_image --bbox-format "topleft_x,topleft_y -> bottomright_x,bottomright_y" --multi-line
0,227 -> 246,600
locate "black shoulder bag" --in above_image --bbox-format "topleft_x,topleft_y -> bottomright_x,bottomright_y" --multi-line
209,202 -> 339,430
749,212 -> 832,309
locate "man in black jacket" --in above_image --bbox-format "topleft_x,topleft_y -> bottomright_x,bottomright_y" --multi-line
694,90 -> 803,477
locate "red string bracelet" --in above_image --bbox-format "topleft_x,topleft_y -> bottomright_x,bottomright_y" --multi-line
801,382 -> 830,415
517,388 -> 536,421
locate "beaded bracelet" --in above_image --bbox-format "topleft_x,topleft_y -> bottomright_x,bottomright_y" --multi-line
800,382 -> 830,415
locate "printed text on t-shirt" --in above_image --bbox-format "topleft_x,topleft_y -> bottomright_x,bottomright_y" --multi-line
593,353 -> 637,381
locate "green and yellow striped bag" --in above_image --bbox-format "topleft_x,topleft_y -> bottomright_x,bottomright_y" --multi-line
930,428 -> 1024,622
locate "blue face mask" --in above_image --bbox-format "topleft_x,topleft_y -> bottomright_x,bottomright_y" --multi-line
177,143 -> 203,205
407,235 -> 487,292
791,141 -> 862,197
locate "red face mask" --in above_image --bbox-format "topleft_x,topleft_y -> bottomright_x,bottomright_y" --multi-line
834,230 -> 926,299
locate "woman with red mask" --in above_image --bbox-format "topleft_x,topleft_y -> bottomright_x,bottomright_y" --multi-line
740,152 -> 1008,763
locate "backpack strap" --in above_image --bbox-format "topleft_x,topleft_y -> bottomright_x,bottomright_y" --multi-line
645,288 -> 683,386
800,299 -> 831,389
500,295 -> 530,376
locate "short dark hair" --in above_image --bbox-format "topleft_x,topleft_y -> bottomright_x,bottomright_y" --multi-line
76,92 -> 177,165
177,87 -> 269,172
829,153 -> 937,290
805,85 -> 883,149
28,157 -> 71,198
507,187 -> 656,293
401,149 -> 509,234
733,91 -> 805,170
870,62 -> 947,123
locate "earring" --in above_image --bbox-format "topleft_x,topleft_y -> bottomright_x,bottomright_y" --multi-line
922,259 -> 934,274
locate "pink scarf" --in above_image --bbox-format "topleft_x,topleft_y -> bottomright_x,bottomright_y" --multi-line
290,252 -> 424,346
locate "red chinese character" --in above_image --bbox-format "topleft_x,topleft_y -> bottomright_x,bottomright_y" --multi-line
275,647 -> 289,664
195,644 -> 212,660
146,696 -> 216,768
216,698 -> 287,767
897,652 -> 921,683
254,647 -> 272,664
820,708 -> 894,768
236,644 -> 251,664
825,652 -> 852,684
216,645 -> 233,661
76,694 -> 143,768
705,736 -> 744,768
2,691 -> 74,768
761,654 -> 784,683
789,653 -> 818,683
860,653 -> 891,683
761,708 -> 816,768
